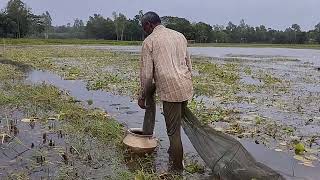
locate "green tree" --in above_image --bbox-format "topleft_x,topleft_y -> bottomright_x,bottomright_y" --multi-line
291,24 -> 301,43
124,19 -> 143,41
193,22 -> 212,43
73,18 -> 84,30
211,25 -> 228,43
226,21 -> 239,42
237,19 -> 250,43
28,14 -> 46,37
133,10 -> 144,40
113,12 -> 127,41
161,16 -> 194,40
86,14 -> 116,39
71,18 -> 85,38
255,25 -> 268,42
314,23 -> 320,43
42,11 -> 52,39
0,11 -> 16,37
291,24 -> 301,32
6,0 -> 31,38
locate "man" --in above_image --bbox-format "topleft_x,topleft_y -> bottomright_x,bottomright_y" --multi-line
138,11 -> 193,170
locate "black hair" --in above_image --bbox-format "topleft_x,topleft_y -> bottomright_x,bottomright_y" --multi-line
141,11 -> 161,25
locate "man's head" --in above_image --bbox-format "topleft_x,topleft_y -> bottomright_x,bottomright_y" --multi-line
141,12 -> 161,35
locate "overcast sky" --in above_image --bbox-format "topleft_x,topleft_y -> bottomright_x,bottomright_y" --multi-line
0,0 -> 318,31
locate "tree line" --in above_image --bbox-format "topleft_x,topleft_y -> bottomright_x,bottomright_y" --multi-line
1,0 -> 320,44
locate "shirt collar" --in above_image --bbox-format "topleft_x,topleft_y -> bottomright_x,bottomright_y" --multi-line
153,25 -> 165,33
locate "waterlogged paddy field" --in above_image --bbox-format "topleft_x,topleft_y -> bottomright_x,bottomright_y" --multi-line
0,45 -> 320,179
0,63 -> 133,179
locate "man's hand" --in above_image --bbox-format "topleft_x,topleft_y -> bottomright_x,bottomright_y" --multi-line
138,98 -> 146,109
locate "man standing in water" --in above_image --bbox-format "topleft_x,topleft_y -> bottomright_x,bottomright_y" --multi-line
138,12 -> 193,170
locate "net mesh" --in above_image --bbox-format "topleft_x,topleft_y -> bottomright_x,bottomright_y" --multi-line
182,107 -> 285,180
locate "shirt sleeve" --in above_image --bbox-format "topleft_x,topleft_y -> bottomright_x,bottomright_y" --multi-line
183,36 -> 192,73
139,41 -> 154,99
185,50 -> 192,72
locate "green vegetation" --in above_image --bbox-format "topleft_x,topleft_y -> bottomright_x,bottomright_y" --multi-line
3,38 -> 320,49
0,66 -> 120,139
0,63 -> 24,80
255,115 -> 265,125
259,73 -> 282,85
188,99 -> 238,124
295,143 -> 306,155
184,160 -> 205,174
2,38 -> 141,46
193,58 -> 240,101
244,67 -> 252,75
2,47 -> 140,97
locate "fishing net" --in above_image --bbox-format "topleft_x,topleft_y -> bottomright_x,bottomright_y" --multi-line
182,107 -> 284,180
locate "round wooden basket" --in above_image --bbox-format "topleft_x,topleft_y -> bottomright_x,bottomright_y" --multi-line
123,128 -> 158,154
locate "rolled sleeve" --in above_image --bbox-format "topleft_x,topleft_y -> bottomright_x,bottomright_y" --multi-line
185,50 -> 192,72
139,41 -> 154,99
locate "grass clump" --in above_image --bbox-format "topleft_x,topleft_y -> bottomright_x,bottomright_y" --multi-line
1,82 -> 124,143
0,62 -> 24,80
185,161 -> 205,174
244,67 -> 252,75
262,74 -> 282,85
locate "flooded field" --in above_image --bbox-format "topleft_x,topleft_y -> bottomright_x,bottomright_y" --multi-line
0,45 -> 320,179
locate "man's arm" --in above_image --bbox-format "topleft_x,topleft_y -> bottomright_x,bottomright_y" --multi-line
184,37 -> 192,73
185,50 -> 192,73
139,41 -> 154,102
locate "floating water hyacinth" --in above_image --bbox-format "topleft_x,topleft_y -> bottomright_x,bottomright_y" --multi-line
295,143 -> 306,155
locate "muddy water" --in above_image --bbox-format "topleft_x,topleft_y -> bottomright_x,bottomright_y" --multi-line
26,70 -> 202,174
0,112 -> 127,179
0,112 -> 67,178
26,70 -> 320,180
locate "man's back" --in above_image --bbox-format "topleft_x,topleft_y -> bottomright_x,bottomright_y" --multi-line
142,25 -> 193,102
